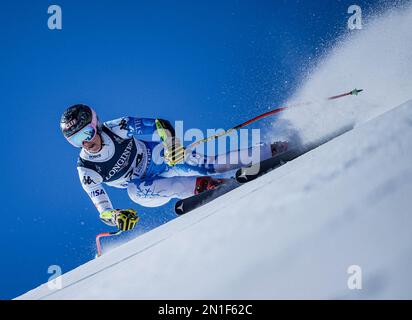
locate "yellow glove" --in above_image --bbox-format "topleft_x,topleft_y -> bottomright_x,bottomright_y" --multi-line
155,119 -> 185,166
164,137 -> 185,166
115,209 -> 139,231
100,209 -> 139,231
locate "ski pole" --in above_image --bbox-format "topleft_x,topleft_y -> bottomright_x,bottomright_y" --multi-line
95,230 -> 123,257
328,88 -> 363,100
184,88 -> 363,154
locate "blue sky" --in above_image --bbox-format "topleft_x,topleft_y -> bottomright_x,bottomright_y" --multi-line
0,0 -> 384,299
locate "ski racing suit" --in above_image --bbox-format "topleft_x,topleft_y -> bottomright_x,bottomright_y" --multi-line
77,117 -> 274,220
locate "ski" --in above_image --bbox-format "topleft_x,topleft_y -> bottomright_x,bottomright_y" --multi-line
175,179 -> 240,215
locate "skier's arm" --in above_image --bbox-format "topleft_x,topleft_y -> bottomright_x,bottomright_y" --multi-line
77,167 -> 116,226
155,118 -> 184,166
77,167 -> 139,230
104,117 -> 176,141
133,117 -> 176,140
105,117 -> 183,165
138,117 -> 185,165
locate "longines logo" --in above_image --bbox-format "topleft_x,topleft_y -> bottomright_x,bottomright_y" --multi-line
105,140 -> 134,180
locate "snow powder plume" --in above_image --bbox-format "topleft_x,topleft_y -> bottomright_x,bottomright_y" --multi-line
277,2 -> 412,145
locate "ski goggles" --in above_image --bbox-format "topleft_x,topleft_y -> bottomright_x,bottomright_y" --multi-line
66,123 -> 97,148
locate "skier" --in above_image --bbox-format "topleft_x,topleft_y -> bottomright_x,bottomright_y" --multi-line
60,104 -> 287,231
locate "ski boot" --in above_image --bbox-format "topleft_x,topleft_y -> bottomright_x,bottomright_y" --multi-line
270,141 -> 288,156
194,176 -> 228,195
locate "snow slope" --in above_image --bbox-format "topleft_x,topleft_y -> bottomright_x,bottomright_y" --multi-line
18,99 -> 412,299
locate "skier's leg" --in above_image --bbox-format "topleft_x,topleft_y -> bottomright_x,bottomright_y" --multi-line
127,176 -> 196,207
211,144 -> 270,172
127,176 -> 227,207
180,146 -> 267,174
182,141 -> 288,174
211,141 -> 288,173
